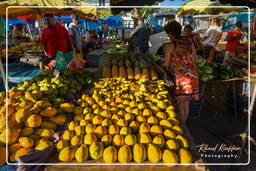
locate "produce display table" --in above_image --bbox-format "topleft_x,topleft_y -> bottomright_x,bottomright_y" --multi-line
45,124 -> 207,171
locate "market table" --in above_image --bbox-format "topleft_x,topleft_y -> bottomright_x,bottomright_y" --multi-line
44,124 -> 208,171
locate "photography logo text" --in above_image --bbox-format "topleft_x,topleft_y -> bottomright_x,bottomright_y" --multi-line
195,143 -> 241,159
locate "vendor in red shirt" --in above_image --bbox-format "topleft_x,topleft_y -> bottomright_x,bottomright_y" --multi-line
41,13 -> 73,68
223,21 -> 243,64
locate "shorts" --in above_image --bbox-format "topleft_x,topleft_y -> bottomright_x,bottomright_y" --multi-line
223,51 -> 235,64
203,45 -> 215,60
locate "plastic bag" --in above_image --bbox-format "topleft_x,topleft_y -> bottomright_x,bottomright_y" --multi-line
54,51 -> 74,69
67,57 -> 86,69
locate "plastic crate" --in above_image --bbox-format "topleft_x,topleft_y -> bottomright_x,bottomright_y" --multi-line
188,98 -> 204,120
188,82 -> 206,120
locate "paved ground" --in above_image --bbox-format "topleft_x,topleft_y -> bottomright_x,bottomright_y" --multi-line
186,81 -> 256,171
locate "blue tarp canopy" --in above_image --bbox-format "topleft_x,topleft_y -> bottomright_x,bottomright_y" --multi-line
0,63 -> 42,84
6,18 -> 35,25
105,16 -> 123,27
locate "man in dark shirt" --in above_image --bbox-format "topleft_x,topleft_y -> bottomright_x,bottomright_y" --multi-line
131,17 -> 151,54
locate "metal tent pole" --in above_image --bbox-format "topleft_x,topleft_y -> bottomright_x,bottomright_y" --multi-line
0,58 -> 7,90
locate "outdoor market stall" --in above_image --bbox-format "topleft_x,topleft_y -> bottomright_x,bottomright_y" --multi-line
0,3 -> 255,171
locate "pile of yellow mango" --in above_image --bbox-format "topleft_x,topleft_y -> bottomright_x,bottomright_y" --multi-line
57,78 -> 193,166
0,42 -> 42,58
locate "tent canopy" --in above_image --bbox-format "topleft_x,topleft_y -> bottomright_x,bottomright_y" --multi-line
176,0 -> 244,16
105,16 -> 123,27
0,0 -> 97,18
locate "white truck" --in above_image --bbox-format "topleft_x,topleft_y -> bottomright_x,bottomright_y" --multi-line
147,12 -> 177,56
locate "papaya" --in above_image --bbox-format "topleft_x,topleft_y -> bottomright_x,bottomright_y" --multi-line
40,107 -> 57,117
89,142 -> 104,160
124,113 -> 134,122
178,148 -> 193,164
85,124 -> 96,134
108,125 -> 119,135
143,109 -> 152,116
80,120 -> 89,127
136,115 -> 146,123
113,135 -> 124,147
84,133 -> 97,145
176,135 -> 189,148
103,146 -> 118,163
74,126 -> 85,135
18,137 -> 34,148
49,114 -> 67,125
92,115 -> 103,125
120,127 -> 131,136
116,118 -> 128,127
167,117 -> 179,125
15,148 -> 31,161
94,126 -> 107,139
21,128 -> 34,137
166,109 -> 176,118
101,135 -> 112,147
139,123 -> 150,134
172,125 -> 183,135
62,130 -> 75,141
156,112 -> 167,121
147,116 -> 158,125
118,145 -> 132,163
137,133 -> 152,144
59,146 -> 76,162
15,109 -> 30,123
38,129 -> 54,139
0,128 -> 20,144
0,146 -> 6,166
9,143 -> 22,154
60,103 -> 75,113
75,144 -> 89,162
71,135 -> 83,147
152,135 -> 165,149
124,134 -> 137,146
35,138 -> 52,150
24,92 -> 36,103
150,125 -> 163,137
25,114 -> 42,128
101,119 -> 112,127
0,105 -> 14,117
159,120 -> 173,129
147,143 -> 162,163
34,100 -> 52,108
166,139 -> 180,151
164,129 -> 177,139
162,149 -> 178,167
56,139 -> 69,151
133,143 -> 146,163
100,110 -> 112,118
129,121 -> 139,133
41,121 -> 57,130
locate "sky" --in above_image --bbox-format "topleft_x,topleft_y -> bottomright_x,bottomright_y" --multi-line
160,0 -> 189,9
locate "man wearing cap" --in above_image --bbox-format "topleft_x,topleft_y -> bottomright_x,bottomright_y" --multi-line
68,15 -> 82,58
223,22 -> 243,64
41,14 -> 73,68
202,17 -> 223,61
130,16 -> 151,54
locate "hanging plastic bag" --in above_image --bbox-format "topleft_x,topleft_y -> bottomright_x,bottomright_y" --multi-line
54,51 -> 74,69
67,57 -> 86,69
